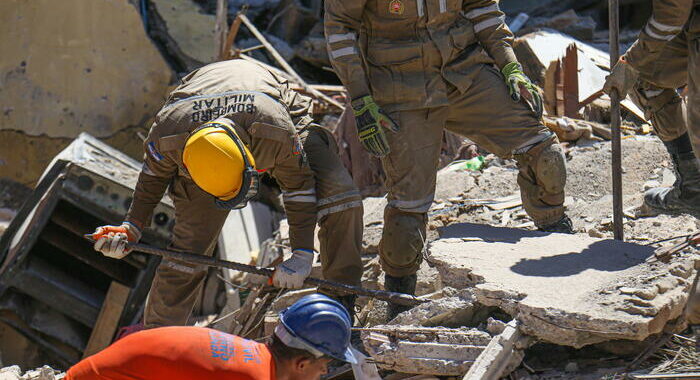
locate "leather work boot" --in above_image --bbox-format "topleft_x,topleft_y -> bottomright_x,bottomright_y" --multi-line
538,215 -> 574,234
385,273 -> 417,320
644,134 -> 700,219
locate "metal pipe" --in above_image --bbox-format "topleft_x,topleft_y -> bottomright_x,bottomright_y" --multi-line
84,237 -> 424,307
129,242 -> 425,307
609,0 -> 624,240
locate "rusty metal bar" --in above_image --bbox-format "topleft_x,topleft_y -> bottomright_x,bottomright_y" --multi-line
609,0 -> 624,240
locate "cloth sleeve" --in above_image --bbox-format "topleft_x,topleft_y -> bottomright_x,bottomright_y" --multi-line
324,0 -> 371,100
624,0 -> 692,70
462,0 -> 518,70
125,130 -> 178,230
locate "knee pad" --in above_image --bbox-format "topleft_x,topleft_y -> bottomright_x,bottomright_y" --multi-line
516,136 -> 567,195
379,208 -> 427,276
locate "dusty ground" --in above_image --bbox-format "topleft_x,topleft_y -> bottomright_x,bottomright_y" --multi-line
429,136 -> 698,246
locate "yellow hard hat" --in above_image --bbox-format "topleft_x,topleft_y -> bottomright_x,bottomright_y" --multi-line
183,122 -> 256,201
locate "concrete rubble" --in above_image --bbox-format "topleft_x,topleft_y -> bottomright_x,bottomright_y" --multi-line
362,326 -> 492,376
0,0 -> 174,186
427,223 -> 698,348
2,0 -> 700,379
0,366 -> 62,380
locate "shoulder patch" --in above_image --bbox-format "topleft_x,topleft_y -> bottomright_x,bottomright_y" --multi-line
147,141 -> 164,161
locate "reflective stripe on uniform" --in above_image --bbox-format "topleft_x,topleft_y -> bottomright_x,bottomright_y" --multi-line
327,33 -> 357,44
283,189 -> 317,203
317,190 -> 361,207
142,162 -> 157,177
464,3 -> 499,19
474,15 -> 505,33
644,88 -> 665,98
330,46 -> 358,59
417,0 -> 424,17
645,24 -> 677,41
317,200 -> 362,219
648,17 -> 683,33
439,0 -> 447,13
388,194 -> 434,213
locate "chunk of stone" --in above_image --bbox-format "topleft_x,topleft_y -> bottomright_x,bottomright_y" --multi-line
427,223 -> 699,348
463,320 -> 530,380
362,326 -> 491,376
151,0 -> 216,64
389,289 -> 476,327
0,0 -> 173,184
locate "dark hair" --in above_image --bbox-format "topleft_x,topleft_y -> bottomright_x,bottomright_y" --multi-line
268,334 -> 319,362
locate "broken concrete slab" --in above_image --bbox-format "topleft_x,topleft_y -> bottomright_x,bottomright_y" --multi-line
362,326 -> 492,376
151,0 -> 217,64
0,0 -> 173,184
463,320 -> 531,380
427,223 -> 699,348
389,288 -> 477,327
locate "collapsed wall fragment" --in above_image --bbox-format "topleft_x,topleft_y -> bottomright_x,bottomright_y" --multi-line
427,223 -> 698,348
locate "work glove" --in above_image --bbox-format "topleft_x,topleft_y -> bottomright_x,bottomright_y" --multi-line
92,222 -> 141,259
272,249 -> 314,289
603,56 -> 639,99
502,62 -> 544,119
351,95 -> 400,158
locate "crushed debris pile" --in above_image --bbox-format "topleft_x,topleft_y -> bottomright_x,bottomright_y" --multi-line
0,366 -> 62,380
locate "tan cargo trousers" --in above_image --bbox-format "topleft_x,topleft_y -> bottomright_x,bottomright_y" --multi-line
627,22 -> 700,325
143,126 -> 363,328
380,64 -> 567,277
629,23 -> 700,156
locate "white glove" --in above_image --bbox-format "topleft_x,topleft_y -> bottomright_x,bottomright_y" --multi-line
93,222 -> 141,259
272,249 -> 314,289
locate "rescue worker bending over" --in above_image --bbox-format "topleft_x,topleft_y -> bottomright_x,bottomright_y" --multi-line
65,294 -> 356,380
91,60 -> 363,327
603,0 -> 700,350
325,0 -> 572,317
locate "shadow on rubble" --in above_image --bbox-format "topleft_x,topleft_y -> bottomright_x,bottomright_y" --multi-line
439,222 -> 548,244
510,239 -> 654,277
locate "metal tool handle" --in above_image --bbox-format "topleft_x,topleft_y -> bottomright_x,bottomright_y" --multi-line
127,242 -> 424,307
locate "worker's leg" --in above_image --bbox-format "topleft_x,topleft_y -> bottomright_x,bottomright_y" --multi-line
629,31 -> 700,217
379,108 -> 445,318
302,126 -> 364,313
445,64 -> 569,231
686,30 -> 700,158
143,178 -> 229,328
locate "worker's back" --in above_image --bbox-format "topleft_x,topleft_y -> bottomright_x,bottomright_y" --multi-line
65,326 -> 275,380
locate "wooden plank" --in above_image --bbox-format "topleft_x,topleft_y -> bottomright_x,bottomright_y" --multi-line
220,10 -> 246,60
83,281 -> 131,358
214,0 -> 228,59
631,374 -> 700,379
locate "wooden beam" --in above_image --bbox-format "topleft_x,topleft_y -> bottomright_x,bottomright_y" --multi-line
83,281 -> 131,358
214,0 -> 228,59
220,9 -> 246,60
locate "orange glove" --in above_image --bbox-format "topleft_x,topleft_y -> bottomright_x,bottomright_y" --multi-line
92,222 -> 141,259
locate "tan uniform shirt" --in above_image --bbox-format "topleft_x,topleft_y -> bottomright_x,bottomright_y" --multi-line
625,0 -> 694,70
325,0 -> 517,112
126,60 -> 318,250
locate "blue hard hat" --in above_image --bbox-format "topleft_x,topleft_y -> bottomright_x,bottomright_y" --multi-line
276,294 -> 357,364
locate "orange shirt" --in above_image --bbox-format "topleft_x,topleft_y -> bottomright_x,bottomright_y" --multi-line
66,326 -> 275,380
